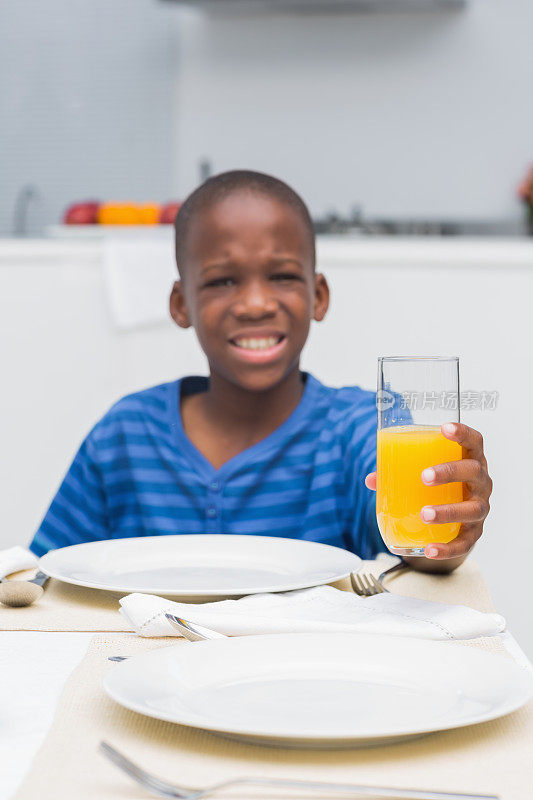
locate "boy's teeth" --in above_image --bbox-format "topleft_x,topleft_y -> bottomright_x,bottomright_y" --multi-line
234,337 -> 280,350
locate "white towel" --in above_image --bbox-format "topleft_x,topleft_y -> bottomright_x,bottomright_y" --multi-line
0,546 -> 38,579
119,585 -> 506,642
102,234 -> 176,330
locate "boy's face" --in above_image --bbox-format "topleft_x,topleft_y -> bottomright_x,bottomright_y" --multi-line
170,191 -> 329,394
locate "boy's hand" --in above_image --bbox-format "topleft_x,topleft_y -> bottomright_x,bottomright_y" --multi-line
365,423 -> 492,564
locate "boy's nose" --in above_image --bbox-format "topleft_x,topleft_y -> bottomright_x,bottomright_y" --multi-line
233,281 -> 278,319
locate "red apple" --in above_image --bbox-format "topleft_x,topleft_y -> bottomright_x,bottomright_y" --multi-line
159,202 -> 182,225
63,201 -> 100,225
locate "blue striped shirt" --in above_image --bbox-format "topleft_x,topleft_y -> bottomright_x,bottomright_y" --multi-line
30,373 -> 384,559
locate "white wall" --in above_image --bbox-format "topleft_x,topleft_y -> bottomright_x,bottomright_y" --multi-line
0,0 -> 180,236
173,0 -> 533,221
3,1 -> 532,233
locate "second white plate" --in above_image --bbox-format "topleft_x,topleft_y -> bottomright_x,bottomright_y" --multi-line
39,534 -> 361,597
104,632 -> 532,748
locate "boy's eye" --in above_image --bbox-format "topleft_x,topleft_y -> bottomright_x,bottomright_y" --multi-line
271,273 -> 301,283
204,277 -> 235,288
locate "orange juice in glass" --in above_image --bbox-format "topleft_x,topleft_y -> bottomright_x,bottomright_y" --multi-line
376,357 -> 463,556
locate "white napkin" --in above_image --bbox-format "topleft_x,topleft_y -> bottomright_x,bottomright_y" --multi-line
0,546 -> 38,579
102,235 -> 176,330
119,585 -> 506,641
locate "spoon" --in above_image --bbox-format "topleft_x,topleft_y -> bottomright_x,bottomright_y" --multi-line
164,612 -> 227,641
0,571 -> 49,607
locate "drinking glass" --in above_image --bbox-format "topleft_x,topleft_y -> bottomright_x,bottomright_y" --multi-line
376,357 -> 463,557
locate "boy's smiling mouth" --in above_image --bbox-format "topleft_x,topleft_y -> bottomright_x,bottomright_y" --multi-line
228,332 -> 287,363
233,335 -> 283,350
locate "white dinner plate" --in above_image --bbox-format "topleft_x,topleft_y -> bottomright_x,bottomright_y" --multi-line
104,632 -> 532,748
38,535 -> 361,598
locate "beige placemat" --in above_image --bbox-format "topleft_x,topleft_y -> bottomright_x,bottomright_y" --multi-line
0,578 -> 130,632
334,557 -> 498,613
14,631 -> 531,800
0,558 -> 497,632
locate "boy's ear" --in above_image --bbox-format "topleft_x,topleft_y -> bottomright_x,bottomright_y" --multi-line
169,280 -> 191,329
313,273 -> 330,322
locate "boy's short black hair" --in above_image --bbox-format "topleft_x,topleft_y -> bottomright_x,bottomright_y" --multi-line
174,170 -> 316,274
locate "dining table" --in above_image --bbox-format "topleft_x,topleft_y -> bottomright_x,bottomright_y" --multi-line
1,557 -> 532,800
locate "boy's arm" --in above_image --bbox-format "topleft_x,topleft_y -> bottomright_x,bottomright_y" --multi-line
30,435 -> 109,556
402,553 -> 467,574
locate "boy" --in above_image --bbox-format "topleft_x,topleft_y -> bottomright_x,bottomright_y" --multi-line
30,171 -> 492,572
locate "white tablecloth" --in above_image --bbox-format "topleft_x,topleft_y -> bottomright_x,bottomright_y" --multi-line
1,630 -> 531,800
1,632 -> 93,799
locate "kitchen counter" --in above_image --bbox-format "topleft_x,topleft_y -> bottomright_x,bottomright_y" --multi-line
2,234 -> 533,266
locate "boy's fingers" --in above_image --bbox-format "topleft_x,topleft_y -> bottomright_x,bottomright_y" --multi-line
421,459 -> 486,487
424,525 -> 482,559
441,423 -> 484,459
365,472 -> 377,491
420,499 -> 488,525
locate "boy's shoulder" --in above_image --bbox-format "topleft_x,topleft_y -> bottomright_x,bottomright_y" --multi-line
308,375 -> 377,431
108,380 -> 174,417
88,380 -> 177,444
311,375 -> 376,411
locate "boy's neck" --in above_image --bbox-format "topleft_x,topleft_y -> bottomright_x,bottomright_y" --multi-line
180,366 -> 306,470
203,367 -> 305,432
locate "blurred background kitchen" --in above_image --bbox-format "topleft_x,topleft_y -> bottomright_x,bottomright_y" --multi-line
2,1 -> 533,651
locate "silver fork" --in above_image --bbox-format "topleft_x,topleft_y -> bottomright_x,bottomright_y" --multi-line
350,560 -> 408,597
99,741 -> 498,800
